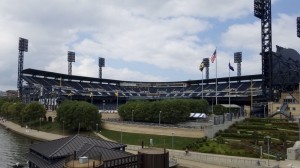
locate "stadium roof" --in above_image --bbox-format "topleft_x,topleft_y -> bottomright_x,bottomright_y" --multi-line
22,68 -> 262,85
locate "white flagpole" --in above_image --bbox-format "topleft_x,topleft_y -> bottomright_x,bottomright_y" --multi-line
229,62 -> 231,113
117,93 -> 119,110
202,70 -> 204,99
215,49 -> 218,105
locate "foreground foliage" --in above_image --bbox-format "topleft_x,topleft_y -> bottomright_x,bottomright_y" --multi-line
118,99 -> 209,124
56,100 -> 101,131
187,118 -> 295,159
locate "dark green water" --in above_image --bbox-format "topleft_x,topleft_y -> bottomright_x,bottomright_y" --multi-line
0,125 -> 33,167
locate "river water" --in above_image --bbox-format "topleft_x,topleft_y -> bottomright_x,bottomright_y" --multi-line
0,125 -> 33,167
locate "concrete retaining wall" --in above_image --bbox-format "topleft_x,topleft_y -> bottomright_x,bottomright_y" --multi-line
102,121 -> 205,138
126,145 -> 277,168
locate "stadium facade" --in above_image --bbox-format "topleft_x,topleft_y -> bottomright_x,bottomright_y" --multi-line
19,45 -> 300,120
21,68 -> 263,110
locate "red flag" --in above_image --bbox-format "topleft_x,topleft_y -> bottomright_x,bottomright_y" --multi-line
211,49 -> 217,63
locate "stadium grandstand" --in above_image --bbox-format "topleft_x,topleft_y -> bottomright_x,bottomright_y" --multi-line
20,44 -> 300,120
21,68 -> 263,111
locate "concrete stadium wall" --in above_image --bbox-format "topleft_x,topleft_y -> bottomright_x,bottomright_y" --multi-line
46,111 -> 57,122
102,121 -> 205,138
101,112 -> 120,120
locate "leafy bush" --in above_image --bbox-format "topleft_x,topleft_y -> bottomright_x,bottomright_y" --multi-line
118,99 -> 209,124
56,100 -> 101,131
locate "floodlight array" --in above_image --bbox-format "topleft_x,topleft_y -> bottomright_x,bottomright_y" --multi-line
234,52 -> 242,76
99,57 -> 105,67
234,52 -> 242,63
202,58 -> 210,79
19,38 -> 28,52
254,0 -> 263,19
18,37 -> 29,101
67,51 -> 75,62
202,58 -> 209,67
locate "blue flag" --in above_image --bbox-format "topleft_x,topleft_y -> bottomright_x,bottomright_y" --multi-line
229,62 -> 234,71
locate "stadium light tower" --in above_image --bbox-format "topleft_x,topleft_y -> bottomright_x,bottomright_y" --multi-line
234,52 -> 242,76
18,37 -> 28,100
254,0 -> 273,100
297,17 -> 300,38
202,58 -> 210,79
67,51 -> 75,75
99,57 -> 105,79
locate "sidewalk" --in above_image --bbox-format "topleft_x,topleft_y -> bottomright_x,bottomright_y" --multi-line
0,120 -> 65,141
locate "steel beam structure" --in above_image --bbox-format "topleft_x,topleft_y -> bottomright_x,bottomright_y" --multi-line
254,0 -> 273,100
18,38 -> 28,100
297,17 -> 300,38
67,51 -> 75,75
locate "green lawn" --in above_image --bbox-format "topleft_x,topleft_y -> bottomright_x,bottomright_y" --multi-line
100,129 -> 198,150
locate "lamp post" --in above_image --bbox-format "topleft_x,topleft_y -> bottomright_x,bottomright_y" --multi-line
265,136 -> 271,166
63,120 -> 65,136
298,116 -> 300,141
78,122 -> 80,135
121,129 -> 123,144
102,100 -> 105,112
131,110 -> 134,122
264,105 -> 267,118
39,117 -> 42,130
159,111 -> 162,126
172,132 -> 174,149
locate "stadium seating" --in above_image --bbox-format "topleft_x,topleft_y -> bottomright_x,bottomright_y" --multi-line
22,69 -> 263,103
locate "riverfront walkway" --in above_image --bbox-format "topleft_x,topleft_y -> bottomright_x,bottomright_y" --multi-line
1,120 -> 300,168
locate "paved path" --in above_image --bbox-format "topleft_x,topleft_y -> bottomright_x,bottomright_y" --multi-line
0,120 -> 65,141
1,121 -> 300,168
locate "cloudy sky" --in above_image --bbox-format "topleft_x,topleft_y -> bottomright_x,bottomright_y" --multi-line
0,0 -> 299,90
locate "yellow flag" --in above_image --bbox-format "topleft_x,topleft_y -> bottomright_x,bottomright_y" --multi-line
115,91 -> 119,97
199,62 -> 205,72
90,92 -> 93,97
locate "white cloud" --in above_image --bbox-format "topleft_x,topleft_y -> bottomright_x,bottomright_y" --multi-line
0,0 -> 298,91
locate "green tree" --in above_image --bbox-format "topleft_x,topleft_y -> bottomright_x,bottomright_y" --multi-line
278,131 -> 287,149
1,102 -> 11,117
0,99 -> 7,112
56,100 -> 101,131
252,131 -> 259,146
118,99 -> 209,124
22,101 -> 46,123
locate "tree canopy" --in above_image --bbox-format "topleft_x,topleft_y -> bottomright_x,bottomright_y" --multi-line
21,101 -> 46,123
56,100 -> 101,131
118,99 -> 209,124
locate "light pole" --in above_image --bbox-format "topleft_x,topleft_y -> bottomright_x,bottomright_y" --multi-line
298,116 -> 300,141
264,105 -> 267,118
121,129 -> 123,143
39,117 -> 42,130
265,136 -> 271,166
102,100 -> 105,112
63,120 -> 65,136
172,132 -> 174,149
159,111 -> 162,126
78,122 -> 80,134
131,110 -> 134,122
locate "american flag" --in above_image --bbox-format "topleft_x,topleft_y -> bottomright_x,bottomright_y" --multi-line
211,49 -> 217,63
